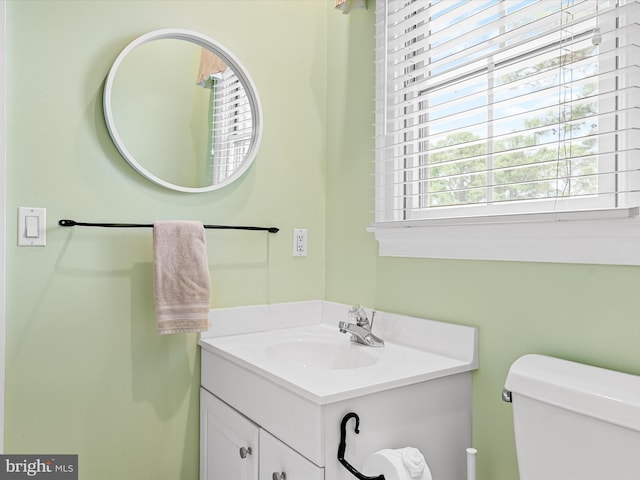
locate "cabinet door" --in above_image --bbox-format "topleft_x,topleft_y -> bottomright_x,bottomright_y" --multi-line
200,388 -> 259,480
259,430 -> 324,480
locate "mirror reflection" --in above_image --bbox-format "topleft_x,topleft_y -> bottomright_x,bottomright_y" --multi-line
105,30 -> 262,192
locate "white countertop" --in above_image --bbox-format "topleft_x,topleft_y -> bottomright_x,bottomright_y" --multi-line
199,323 -> 475,404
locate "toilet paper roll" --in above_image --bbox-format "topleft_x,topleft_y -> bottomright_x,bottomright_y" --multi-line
362,448 -> 433,480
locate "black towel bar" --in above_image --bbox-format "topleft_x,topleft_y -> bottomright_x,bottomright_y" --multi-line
58,219 -> 279,234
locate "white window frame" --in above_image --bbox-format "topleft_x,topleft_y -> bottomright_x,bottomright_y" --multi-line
369,0 -> 640,265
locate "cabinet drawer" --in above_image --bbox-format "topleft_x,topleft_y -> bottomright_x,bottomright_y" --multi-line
259,430 -> 324,480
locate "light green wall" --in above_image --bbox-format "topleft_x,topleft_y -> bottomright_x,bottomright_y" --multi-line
326,6 -> 640,480
6,1 -> 326,478
7,2 -> 640,480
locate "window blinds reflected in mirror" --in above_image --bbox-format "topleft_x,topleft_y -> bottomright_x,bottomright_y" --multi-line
196,48 -> 253,186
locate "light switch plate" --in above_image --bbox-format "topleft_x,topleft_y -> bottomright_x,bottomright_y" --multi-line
18,207 -> 46,246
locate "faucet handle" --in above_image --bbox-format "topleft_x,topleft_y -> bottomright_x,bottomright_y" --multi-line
369,310 -> 377,329
348,305 -> 369,326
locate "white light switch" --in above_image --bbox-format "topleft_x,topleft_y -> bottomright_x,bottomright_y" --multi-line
25,216 -> 39,238
18,207 -> 46,246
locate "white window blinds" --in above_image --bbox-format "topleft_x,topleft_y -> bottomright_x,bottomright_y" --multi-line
374,0 -> 640,223
209,68 -> 253,184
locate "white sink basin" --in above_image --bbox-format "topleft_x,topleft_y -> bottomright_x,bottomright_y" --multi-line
265,339 -> 378,370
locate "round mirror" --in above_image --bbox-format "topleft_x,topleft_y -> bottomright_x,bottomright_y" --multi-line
104,29 -> 263,193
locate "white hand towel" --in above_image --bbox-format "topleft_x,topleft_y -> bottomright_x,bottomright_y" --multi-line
153,221 -> 211,334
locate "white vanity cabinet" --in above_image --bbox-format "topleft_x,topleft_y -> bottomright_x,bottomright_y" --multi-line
200,389 -> 259,480
200,387 -> 324,480
199,301 -> 479,480
259,429 -> 324,480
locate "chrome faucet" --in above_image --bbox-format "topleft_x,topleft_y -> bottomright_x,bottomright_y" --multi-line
338,305 -> 384,348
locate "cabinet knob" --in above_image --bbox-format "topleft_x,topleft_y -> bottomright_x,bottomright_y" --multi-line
239,446 -> 252,459
272,472 -> 286,480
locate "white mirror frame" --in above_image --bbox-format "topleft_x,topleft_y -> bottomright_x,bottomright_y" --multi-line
103,28 -> 263,193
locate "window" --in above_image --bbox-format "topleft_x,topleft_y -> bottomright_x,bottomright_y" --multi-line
206,69 -> 253,184
371,0 -> 640,264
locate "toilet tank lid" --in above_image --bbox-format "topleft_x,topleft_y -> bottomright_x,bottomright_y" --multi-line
505,354 -> 640,433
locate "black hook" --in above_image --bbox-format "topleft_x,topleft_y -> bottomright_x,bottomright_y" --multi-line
338,412 -> 385,480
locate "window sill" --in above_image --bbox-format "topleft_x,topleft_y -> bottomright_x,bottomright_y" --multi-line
368,208 -> 640,265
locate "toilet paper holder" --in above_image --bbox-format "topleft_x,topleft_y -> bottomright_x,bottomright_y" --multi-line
338,412 -> 385,480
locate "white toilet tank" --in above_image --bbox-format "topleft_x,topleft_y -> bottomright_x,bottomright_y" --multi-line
504,354 -> 640,480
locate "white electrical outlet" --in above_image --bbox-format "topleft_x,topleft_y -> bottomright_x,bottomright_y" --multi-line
293,228 -> 307,256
